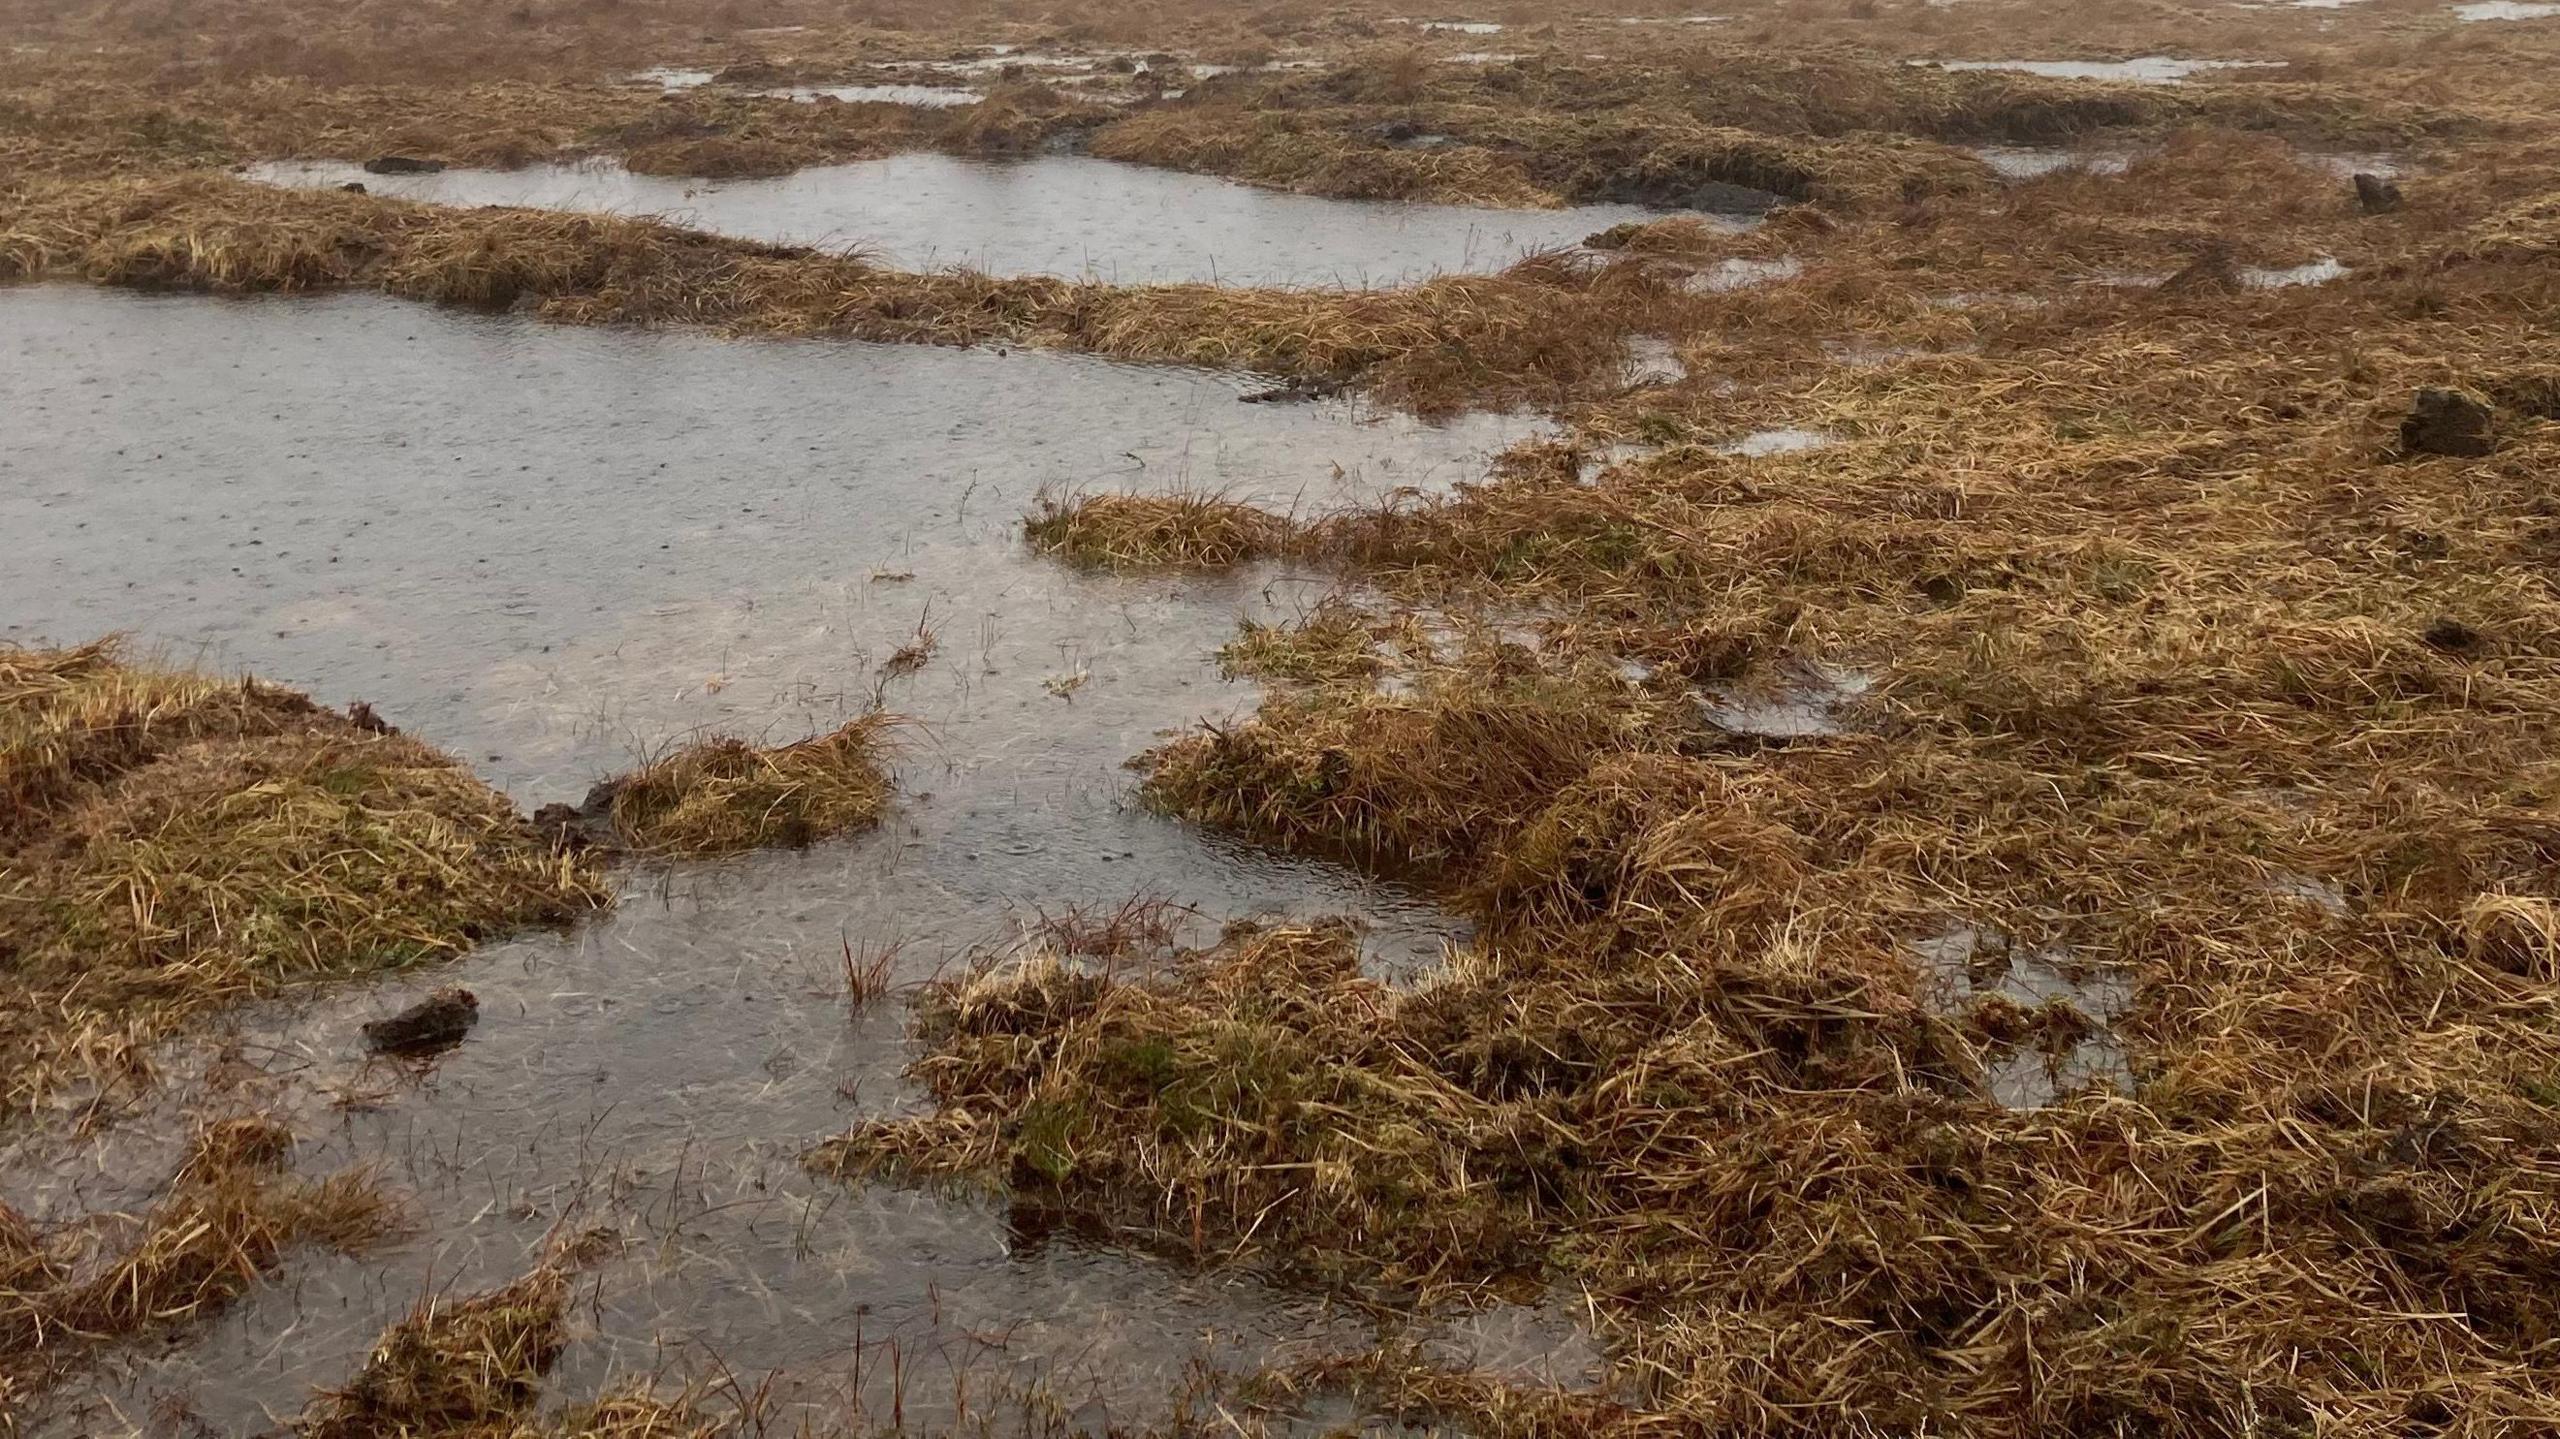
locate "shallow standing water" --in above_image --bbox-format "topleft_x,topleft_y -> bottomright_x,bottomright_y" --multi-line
0,285 -> 1567,1433
249,153 -> 1661,288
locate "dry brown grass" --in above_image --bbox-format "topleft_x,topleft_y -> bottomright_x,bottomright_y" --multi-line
0,640 -> 609,1120
1022,491 -> 1296,570
815,97 -> 2560,1437
299,1265 -> 572,1438
599,715 -> 896,858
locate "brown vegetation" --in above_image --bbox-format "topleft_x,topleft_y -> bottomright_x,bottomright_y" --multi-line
817,97 -> 2560,1439
296,1247 -> 714,1439
1022,491 -> 1297,570
0,172 -> 1659,413
0,641 -> 608,1119
2,1118 -> 398,1401
596,716 -> 896,857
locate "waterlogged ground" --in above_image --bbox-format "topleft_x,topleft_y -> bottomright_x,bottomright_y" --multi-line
248,153 -> 1660,287
0,285 -> 1589,1433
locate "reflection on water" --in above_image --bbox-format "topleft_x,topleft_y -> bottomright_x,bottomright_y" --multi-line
0,286 -> 1582,1431
247,154 -> 1661,289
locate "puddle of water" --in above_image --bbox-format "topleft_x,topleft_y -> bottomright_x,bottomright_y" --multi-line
1910,925 -> 2133,1109
1414,19 -> 1506,32
1922,57 -> 2285,83
1447,51 -> 1524,63
780,82 -> 983,107
1694,661 -> 1872,738
1722,426 -> 1837,457
2454,1 -> 2560,17
634,65 -> 714,90
1,283 -> 1564,1430
1680,256 -> 1803,293
2268,871 -> 2350,916
245,156 -> 1660,289
1614,14 -> 1731,22
1620,336 -> 1687,388
1967,144 -> 2135,179
2242,257 -> 2349,288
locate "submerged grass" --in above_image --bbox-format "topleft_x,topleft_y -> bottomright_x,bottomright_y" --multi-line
2,1117 -> 399,1401
0,640 -> 609,1120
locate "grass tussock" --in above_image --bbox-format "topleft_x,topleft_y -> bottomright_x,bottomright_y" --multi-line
600,715 -> 895,858
297,1247 -> 718,1439
1022,491 -> 1295,570
0,640 -> 608,1119
819,123 -> 2560,1433
1,1117 -> 398,1390
299,1265 -> 571,1438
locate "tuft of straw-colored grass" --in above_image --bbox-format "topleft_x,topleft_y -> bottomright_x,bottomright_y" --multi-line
299,1265 -> 572,1439
1022,491 -> 1295,570
601,715 -> 895,858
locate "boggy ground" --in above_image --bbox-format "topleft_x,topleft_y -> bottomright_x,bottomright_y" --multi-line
10,0 -> 2560,1434
826,35 -> 2560,1439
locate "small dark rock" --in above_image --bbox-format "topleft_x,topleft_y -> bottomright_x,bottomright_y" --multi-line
532,781 -> 622,852
1240,377 -> 1348,405
346,700 -> 396,735
2422,617 -> 2481,653
362,155 -> 446,176
2400,388 -> 2496,458
338,181 -> 368,194
1583,220 -> 1645,251
362,987 -> 479,1055
2353,172 -> 2404,216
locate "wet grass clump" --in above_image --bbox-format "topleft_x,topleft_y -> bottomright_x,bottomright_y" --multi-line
600,715 -> 895,858
2,1118 -> 397,1397
1022,492 -> 1294,570
0,640 -> 609,1118
298,1265 -> 572,1438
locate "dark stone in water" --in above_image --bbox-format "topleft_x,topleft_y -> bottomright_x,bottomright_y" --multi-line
2400,388 -> 2496,457
338,181 -> 368,194
1241,377 -> 1348,405
532,781 -> 622,852
2354,172 -> 2404,216
346,700 -> 396,735
362,155 -> 446,176
362,987 -> 479,1054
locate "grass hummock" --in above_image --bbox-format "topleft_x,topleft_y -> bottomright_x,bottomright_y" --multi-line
1022,491 -> 1296,571
0,640 -> 610,1120
599,715 -> 896,858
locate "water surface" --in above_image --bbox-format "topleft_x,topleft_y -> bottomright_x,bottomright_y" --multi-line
251,153 -> 1660,288
2,285 -> 1564,1431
